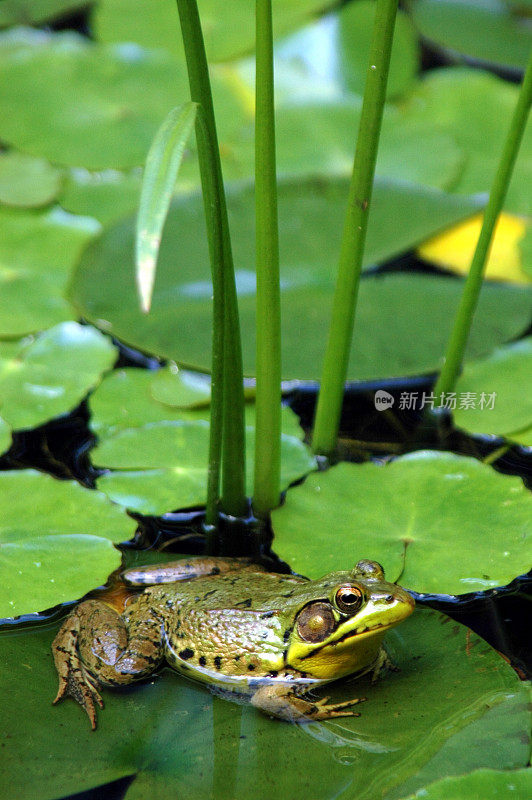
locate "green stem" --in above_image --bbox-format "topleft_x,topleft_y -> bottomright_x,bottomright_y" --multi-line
194,109 -> 224,526
312,0 -> 398,456
175,0 -> 247,518
253,0 -> 281,517
433,51 -> 532,400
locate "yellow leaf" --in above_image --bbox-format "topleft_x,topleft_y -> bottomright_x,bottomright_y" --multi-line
417,212 -> 531,285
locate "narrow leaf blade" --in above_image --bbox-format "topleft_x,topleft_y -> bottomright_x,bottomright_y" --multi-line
136,101 -> 197,312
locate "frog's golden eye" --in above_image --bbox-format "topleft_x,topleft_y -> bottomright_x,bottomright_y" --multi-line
297,602 -> 336,643
335,585 -> 364,614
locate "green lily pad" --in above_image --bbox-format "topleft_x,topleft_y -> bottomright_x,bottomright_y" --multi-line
411,0 -> 532,71
61,99 -> 464,226
454,338 -> 532,446
61,168 -> 143,226
271,451 -> 532,595
89,367 -> 199,436
69,175 -> 529,382
93,0 -> 336,63
0,205 -> 98,338
0,28 -> 188,169
0,0 -> 90,27
0,535 -> 120,619
0,152 -> 63,208
150,365 -> 212,407
0,27 -> 252,170
401,767 -> 532,800
405,68 -> 532,216
0,606 -> 528,799
0,322 -> 117,431
93,418 -> 315,514
230,103 -> 464,189
0,469 -> 137,617
338,0 -> 419,100
89,367 -> 301,439
0,416 -> 11,455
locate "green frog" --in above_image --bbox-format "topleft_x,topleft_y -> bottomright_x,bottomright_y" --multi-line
52,557 -> 414,729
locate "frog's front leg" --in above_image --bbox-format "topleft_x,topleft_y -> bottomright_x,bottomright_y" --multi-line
251,684 -> 366,722
52,598 -> 163,729
371,647 -> 400,683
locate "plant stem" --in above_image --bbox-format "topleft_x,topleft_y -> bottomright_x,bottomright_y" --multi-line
312,0 -> 398,456
195,108 -> 224,526
175,0 -> 247,518
432,51 -> 532,400
253,0 -> 281,517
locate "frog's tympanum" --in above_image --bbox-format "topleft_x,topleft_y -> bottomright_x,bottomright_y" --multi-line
52,557 -> 414,729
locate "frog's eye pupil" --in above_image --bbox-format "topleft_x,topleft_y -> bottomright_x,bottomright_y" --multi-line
335,586 -> 363,614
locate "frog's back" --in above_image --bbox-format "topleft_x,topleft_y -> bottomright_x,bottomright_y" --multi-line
160,570 -> 310,688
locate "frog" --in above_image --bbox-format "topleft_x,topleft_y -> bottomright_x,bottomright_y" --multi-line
52,556 -> 414,729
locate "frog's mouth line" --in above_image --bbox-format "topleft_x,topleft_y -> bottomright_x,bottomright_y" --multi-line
298,620 -> 390,660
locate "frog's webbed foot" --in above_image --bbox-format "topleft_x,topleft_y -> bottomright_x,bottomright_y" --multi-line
52,611 -> 104,730
251,684 -> 366,722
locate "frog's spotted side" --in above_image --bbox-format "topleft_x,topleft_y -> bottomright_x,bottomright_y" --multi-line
52,557 -> 414,729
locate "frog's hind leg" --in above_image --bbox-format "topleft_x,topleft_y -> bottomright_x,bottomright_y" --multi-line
52,599 -> 164,729
53,600 -> 113,729
122,556 -> 265,586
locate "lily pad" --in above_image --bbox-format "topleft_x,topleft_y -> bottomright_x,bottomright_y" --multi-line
0,27 -> 252,170
89,367 -> 198,437
0,0 -> 90,27
405,68 -> 532,216
93,418 -> 315,514
0,205 -> 99,338
230,103 -> 464,189
411,0 -> 532,71
0,152 -> 63,208
0,469 -> 136,617
338,0 -> 419,99
0,28 -> 190,169
0,606 -> 528,799
0,535 -> 120,619
271,451 -> 532,595
453,338 -> 532,446
89,367 -> 300,438
61,168 -> 143,226
0,322 -> 117,431
93,0 -> 336,63
68,175 -> 530,382
0,416 -> 11,455
150,365 -> 211,407
400,767 -> 532,800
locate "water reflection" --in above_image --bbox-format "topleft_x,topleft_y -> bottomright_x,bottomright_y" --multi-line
300,719 -> 398,756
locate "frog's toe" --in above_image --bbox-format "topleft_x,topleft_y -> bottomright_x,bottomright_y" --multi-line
53,659 -> 104,730
305,695 -> 366,720
315,695 -> 366,710
53,627 -> 104,729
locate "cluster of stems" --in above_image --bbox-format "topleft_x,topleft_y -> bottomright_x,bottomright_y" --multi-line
175,0 -> 246,523
172,0 -> 531,529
